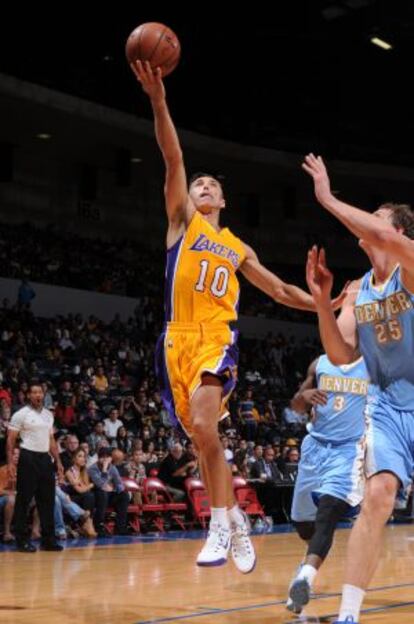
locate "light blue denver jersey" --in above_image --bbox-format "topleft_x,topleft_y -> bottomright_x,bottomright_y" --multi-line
311,355 -> 371,444
355,266 -> 414,411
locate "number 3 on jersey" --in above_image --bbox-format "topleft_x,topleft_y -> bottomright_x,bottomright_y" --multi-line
195,260 -> 229,298
333,395 -> 346,411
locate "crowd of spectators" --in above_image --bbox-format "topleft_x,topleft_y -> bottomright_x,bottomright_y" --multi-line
0,220 -> 358,322
0,295 -> 320,535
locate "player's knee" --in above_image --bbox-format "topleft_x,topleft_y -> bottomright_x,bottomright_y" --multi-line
316,495 -> 349,525
293,521 -> 315,541
191,416 -> 217,444
363,473 -> 398,520
308,496 -> 349,560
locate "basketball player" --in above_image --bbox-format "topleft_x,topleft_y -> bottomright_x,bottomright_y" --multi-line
130,62 -> 346,573
304,153 -> 414,624
287,351 -> 374,614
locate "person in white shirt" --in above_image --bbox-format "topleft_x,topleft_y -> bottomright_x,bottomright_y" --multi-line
103,408 -> 123,442
7,381 -> 64,553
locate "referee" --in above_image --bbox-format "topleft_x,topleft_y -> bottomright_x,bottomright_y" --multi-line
7,380 -> 64,552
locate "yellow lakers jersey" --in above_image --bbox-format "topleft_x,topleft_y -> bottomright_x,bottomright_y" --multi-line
164,211 -> 246,323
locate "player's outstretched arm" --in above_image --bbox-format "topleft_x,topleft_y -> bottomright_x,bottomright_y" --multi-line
306,246 -> 359,365
239,243 -> 347,312
303,153 -> 414,289
130,61 -> 194,230
291,358 -> 327,413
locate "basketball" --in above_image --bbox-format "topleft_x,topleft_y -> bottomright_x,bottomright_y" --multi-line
125,22 -> 181,77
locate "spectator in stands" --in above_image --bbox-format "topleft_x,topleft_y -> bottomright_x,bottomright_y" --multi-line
158,443 -> 197,502
0,382 -> 12,409
60,434 -> 80,471
59,330 -> 75,352
141,424 -> 153,441
87,421 -> 107,454
143,441 -> 159,465
221,416 -> 238,440
11,389 -> 26,413
107,363 -> 122,391
126,449 -> 147,483
248,444 -> 264,466
65,448 -> 95,514
250,446 -> 287,519
116,426 -> 132,454
55,380 -> 77,430
0,447 -> 19,542
154,426 -> 169,452
185,441 -> 197,462
286,447 -> 300,463
78,399 -> 101,438
103,408 -> 123,443
41,382 -> 54,410
221,435 -> 234,463
119,395 -> 141,435
92,366 -> 109,395
111,449 -> 129,477
79,441 -> 96,468
54,485 -> 96,539
238,389 -> 258,441
233,449 -> 250,479
17,279 -> 35,308
88,447 -> 129,537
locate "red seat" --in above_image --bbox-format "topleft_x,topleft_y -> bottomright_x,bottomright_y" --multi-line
232,476 -> 248,488
142,477 -> 187,532
122,477 -> 143,533
185,477 -> 210,529
232,478 -> 265,519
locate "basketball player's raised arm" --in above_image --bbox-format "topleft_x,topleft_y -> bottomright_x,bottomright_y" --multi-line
239,243 -> 347,312
130,61 -> 194,229
303,153 -> 414,290
306,246 -> 359,365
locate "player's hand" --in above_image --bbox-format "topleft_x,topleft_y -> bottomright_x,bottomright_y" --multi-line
306,246 -> 334,305
130,60 -> 165,103
302,153 -> 333,206
302,389 -> 328,407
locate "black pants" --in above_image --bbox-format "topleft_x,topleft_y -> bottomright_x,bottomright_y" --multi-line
13,448 -> 55,541
70,491 -> 95,512
94,490 -> 129,531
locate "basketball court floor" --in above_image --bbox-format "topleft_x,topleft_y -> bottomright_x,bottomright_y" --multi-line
1,524 -> 413,623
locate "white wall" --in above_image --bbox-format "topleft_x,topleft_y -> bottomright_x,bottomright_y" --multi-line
0,277 -> 140,322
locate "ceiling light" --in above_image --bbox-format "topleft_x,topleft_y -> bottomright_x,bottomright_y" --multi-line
370,37 -> 392,51
36,133 -> 52,140
130,157 -> 142,163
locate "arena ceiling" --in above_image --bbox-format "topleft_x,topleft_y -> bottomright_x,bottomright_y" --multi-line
1,1 -> 413,165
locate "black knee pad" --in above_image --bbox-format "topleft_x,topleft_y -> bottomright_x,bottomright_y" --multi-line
308,494 -> 350,560
293,520 -> 315,541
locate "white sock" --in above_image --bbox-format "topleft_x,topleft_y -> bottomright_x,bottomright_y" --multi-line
210,507 -> 230,528
228,505 -> 245,526
297,564 -> 318,587
338,584 -> 365,622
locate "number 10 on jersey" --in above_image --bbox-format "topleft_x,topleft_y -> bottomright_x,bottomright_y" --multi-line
195,260 -> 230,298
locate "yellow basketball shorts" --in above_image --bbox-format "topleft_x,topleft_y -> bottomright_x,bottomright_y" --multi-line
155,322 -> 239,436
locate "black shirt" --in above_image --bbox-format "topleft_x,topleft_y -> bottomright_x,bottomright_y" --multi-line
158,452 -> 192,490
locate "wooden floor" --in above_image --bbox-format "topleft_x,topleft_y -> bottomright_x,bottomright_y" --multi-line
1,524 -> 414,623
